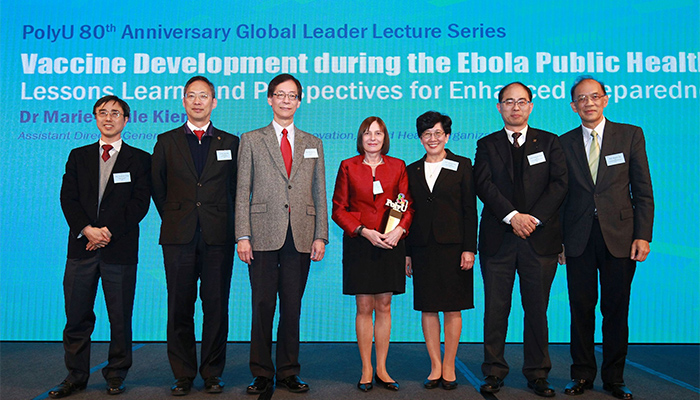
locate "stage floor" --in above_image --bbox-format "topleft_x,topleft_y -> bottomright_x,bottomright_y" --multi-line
1,342 -> 698,399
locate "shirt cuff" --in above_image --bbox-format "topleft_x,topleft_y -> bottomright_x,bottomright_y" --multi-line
503,210 -> 518,224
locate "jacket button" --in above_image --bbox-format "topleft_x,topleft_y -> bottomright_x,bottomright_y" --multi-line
288,185 -> 292,189
197,183 -> 203,187
196,202 -> 201,207
284,204 -> 289,209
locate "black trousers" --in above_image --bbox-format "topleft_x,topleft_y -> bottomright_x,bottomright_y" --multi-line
62,253 -> 136,384
163,230 -> 234,380
248,225 -> 311,380
566,219 -> 636,384
480,232 -> 557,381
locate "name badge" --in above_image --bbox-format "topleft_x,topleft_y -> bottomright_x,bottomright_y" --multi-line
216,149 -> 232,161
527,151 -> 546,166
113,172 -> 131,183
442,159 -> 459,171
304,148 -> 319,158
605,153 -> 625,166
373,180 -> 384,195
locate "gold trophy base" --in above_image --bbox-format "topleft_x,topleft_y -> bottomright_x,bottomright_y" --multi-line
384,209 -> 403,234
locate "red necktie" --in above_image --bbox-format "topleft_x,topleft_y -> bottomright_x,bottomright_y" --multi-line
281,128 -> 292,177
194,129 -> 205,141
102,144 -> 113,162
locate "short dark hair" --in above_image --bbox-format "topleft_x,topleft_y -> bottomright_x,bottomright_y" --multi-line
356,116 -> 390,155
184,76 -> 216,98
267,74 -> 303,100
93,95 -> 130,118
416,111 -> 452,136
498,81 -> 533,102
570,75 -> 607,101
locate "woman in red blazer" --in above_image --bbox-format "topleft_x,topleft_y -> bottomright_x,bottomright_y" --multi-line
332,116 -> 413,392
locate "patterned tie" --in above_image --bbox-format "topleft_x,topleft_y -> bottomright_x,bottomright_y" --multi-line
512,132 -> 522,148
194,129 -> 205,141
102,144 -> 113,162
281,128 -> 292,177
589,130 -> 600,184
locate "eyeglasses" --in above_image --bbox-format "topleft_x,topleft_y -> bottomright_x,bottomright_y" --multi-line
421,130 -> 446,140
184,92 -> 211,101
574,93 -> 606,104
500,99 -> 530,108
96,110 -> 123,118
272,92 -> 299,100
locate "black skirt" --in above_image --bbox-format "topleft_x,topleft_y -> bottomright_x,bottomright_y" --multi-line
342,234 -> 406,295
410,237 -> 474,312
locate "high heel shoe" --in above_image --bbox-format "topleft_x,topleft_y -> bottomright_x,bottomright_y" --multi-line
375,374 -> 399,391
423,377 -> 441,389
441,378 -> 458,390
357,380 -> 373,392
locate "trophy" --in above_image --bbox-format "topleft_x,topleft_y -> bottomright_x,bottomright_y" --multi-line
384,193 -> 409,234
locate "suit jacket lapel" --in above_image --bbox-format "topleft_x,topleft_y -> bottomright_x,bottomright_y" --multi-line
595,121 -> 616,187
524,128 -> 540,158
102,143 -> 132,201
568,127 -> 595,189
432,150 -> 457,192
173,125 -> 199,178
495,129 -> 514,182
413,154 -> 431,194
200,126 -> 225,179
290,130 -> 309,181
261,124 -> 289,180
86,143 -> 101,211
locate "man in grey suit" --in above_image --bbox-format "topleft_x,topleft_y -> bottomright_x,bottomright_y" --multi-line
559,76 -> 653,400
236,74 -> 328,394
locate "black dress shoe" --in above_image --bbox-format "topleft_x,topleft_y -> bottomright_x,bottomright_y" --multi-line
480,375 -> 504,393
106,377 -> 125,395
441,378 -> 458,390
528,378 -> 555,397
603,383 -> 633,399
170,378 -> 192,396
48,380 -> 87,399
564,379 -> 593,395
278,375 -> 310,393
204,376 -> 224,394
423,377 -> 440,389
357,380 -> 373,392
374,374 -> 399,391
247,376 -> 273,394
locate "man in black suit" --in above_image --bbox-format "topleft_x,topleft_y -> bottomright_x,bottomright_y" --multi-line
50,95 -> 151,398
559,76 -> 653,400
474,82 -> 568,397
152,76 -> 239,396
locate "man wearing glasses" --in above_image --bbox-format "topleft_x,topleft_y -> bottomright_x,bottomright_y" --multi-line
236,73 -> 328,395
559,76 -> 653,400
474,82 -> 568,397
50,96 -> 151,398
152,76 -> 239,395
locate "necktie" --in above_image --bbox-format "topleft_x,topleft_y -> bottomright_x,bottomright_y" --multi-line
194,129 -> 205,141
512,132 -> 522,148
102,144 -> 113,162
281,128 -> 292,177
589,130 -> 600,184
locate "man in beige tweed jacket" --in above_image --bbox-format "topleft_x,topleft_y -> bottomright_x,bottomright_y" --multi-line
235,74 -> 328,395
